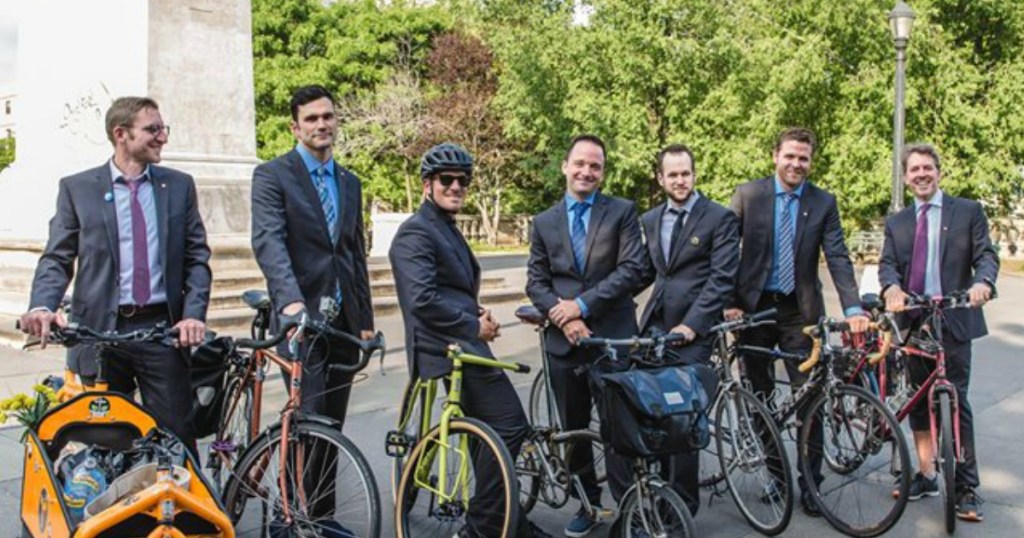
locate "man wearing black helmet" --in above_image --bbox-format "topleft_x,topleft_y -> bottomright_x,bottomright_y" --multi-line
390,143 -> 550,538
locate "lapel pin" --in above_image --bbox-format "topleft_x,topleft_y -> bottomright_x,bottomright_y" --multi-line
103,192 -> 113,202
690,236 -> 700,246
803,211 -> 809,217
160,183 -> 166,188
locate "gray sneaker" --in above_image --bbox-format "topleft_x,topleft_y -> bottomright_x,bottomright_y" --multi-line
893,472 -> 939,501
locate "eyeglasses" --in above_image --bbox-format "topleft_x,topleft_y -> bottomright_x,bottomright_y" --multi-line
135,124 -> 171,137
437,173 -> 471,188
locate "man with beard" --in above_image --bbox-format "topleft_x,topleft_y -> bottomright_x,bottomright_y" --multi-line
879,143 -> 997,522
526,134 -> 645,537
725,127 -> 868,517
635,144 -> 739,515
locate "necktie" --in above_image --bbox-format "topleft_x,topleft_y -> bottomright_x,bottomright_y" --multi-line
777,193 -> 797,295
313,166 -> 338,244
571,202 -> 590,273
908,203 -> 931,295
665,207 -> 687,264
313,166 -> 343,305
127,178 -> 151,306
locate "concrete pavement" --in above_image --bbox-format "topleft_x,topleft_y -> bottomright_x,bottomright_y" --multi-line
1,261 -> 1022,537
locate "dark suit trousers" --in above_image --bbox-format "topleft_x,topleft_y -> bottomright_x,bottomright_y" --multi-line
644,312 -> 714,516
100,310 -> 195,451
455,362 -> 532,536
548,347 -> 633,506
739,292 -> 823,492
906,335 -> 979,489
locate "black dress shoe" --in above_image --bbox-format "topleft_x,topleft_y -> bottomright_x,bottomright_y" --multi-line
800,490 -> 822,518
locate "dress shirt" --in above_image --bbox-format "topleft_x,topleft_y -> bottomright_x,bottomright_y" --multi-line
660,192 -> 700,262
296,143 -> 340,219
913,190 -> 944,296
564,191 -> 598,318
110,160 -> 166,306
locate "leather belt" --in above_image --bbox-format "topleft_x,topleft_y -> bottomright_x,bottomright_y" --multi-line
117,302 -> 168,319
764,291 -> 796,303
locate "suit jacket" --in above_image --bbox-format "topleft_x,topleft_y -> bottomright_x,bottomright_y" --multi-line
28,163 -> 212,376
878,194 -> 998,343
251,149 -> 373,334
729,176 -> 860,323
637,195 -> 740,337
389,201 -> 488,379
526,192 -> 645,356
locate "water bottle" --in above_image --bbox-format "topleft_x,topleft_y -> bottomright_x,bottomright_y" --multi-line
62,457 -> 107,525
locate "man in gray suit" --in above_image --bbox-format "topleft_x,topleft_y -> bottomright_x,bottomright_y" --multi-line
635,144 -> 739,514
251,84 -> 374,428
526,134 -> 645,537
879,143 -> 998,522
20,96 -> 211,446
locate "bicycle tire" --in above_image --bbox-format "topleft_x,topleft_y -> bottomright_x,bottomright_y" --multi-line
618,481 -> 697,538
210,375 -> 254,491
716,386 -> 793,535
222,420 -> 381,538
938,391 -> 956,535
801,384 -> 910,537
396,416 -> 519,538
391,378 -> 424,503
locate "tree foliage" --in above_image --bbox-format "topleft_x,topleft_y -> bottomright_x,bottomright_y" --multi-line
0,137 -> 13,173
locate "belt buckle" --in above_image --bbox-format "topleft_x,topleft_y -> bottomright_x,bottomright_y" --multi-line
120,304 -> 137,318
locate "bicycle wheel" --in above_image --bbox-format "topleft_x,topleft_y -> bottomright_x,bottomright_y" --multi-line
528,370 -> 548,426
223,420 -> 381,538
801,384 -> 910,537
391,378 -> 425,503
210,375 -> 254,491
716,386 -> 793,535
938,391 -> 956,535
396,416 -> 519,538
619,481 -> 697,538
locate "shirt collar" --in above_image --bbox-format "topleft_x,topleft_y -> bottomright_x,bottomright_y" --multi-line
565,191 -> 598,210
666,191 -> 700,214
295,143 -> 335,178
914,189 -> 943,211
109,159 -> 151,184
773,175 -> 805,198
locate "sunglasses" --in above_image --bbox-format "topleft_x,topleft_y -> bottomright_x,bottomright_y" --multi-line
437,173 -> 472,188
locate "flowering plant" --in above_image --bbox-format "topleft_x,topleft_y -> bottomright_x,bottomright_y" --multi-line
0,380 -> 59,438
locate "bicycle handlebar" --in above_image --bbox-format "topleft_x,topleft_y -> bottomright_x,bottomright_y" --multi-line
27,323 -> 181,349
709,308 -> 777,334
576,332 -> 687,350
232,319 -> 386,374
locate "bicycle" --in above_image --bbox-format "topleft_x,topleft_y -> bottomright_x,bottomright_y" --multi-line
511,305 -> 608,517
846,290 -> 983,534
20,323 -> 235,538
699,309 -> 795,536
217,295 -> 386,538
737,317 -> 911,537
388,343 -> 532,538
576,333 -> 702,538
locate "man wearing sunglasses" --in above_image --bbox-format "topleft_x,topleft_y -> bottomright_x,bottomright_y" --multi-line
21,96 -> 212,449
390,143 -> 550,538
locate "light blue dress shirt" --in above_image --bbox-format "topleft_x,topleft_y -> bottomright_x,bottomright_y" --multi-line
660,193 -> 700,262
110,160 -> 166,306
565,192 -> 598,318
296,144 -> 340,223
914,190 -> 944,296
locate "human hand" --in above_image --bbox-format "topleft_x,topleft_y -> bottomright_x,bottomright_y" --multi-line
19,309 -> 67,349
281,301 -> 307,341
883,286 -> 907,313
478,311 -> 501,342
723,308 -> 744,322
845,313 -> 870,333
360,330 -> 375,341
173,318 -> 207,347
967,282 -> 993,308
561,319 -> 592,345
548,299 -> 582,327
669,324 -> 696,344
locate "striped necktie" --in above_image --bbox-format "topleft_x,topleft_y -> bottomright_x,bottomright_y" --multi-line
777,193 -> 797,294
313,166 -> 338,244
571,202 -> 590,273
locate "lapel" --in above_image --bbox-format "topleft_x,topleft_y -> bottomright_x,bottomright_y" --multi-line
793,182 -> 812,253
582,193 -> 608,275
939,196 -> 954,267
331,162 -> 347,244
757,178 -> 775,255
425,202 -> 475,285
151,167 -> 169,271
95,166 -> 120,275
289,151 -> 334,247
649,203 -> 668,274
893,206 -> 916,280
554,200 -> 577,275
667,195 -> 707,270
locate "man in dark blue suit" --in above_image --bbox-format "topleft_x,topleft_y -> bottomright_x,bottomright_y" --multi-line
725,127 -> 869,516
635,144 -> 739,514
390,143 -> 548,538
879,143 -> 998,522
526,134 -> 646,537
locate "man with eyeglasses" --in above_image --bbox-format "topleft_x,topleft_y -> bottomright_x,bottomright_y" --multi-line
20,96 -> 212,449
390,143 -> 550,538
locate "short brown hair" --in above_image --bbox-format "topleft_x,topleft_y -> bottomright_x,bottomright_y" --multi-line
901,143 -> 942,175
774,127 -> 817,154
564,134 -> 607,162
105,96 -> 160,144
655,144 -> 696,176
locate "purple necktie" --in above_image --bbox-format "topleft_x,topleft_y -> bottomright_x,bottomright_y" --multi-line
128,178 -> 151,306
908,203 -> 931,295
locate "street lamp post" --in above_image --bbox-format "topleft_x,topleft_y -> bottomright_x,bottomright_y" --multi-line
889,2 -> 915,214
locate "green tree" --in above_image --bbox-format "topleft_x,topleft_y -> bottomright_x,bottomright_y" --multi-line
0,137 -> 13,173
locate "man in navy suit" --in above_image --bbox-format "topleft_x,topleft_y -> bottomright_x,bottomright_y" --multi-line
21,96 -> 212,447
635,144 -> 739,514
879,143 -> 998,522
725,127 -> 868,516
390,143 -> 548,538
526,134 -> 646,536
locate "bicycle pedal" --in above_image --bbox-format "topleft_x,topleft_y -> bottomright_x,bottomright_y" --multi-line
594,507 -> 616,521
385,430 -> 413,458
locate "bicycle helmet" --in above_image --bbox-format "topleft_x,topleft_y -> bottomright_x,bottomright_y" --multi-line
420,142 -> 473,179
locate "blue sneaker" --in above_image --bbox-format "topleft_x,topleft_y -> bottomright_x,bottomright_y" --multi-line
565,507 -> 600,537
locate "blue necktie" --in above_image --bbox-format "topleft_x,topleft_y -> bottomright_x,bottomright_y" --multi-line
314,166 -> 342,305
571,202 -> 590,273
777,193 -> 797,294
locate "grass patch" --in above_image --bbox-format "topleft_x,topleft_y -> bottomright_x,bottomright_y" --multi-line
1002,258 -> 1024,276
